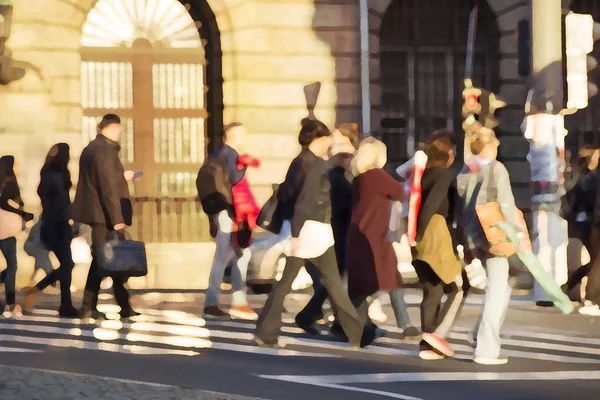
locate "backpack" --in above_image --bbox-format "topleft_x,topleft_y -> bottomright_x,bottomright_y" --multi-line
196,157 -> 232,215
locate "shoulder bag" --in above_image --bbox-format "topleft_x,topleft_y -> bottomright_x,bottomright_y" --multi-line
0,180 -> 24,240
97,231 -> 148,279
474,162 -> 531,257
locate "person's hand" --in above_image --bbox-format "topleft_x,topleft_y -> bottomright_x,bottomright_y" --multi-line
124,170 -> 135,182
114,223 -> 126,231
290,238 -> 300,256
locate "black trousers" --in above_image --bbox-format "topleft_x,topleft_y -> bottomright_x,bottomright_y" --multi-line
296,233 -> 347,324
0,237 -> 17,305
585,224 -> 600,304
414,260 -> 469,350
36,221 -> 74,307
81,224 -> 130,312
255,246 -> 365,347
565,223 -> 597,293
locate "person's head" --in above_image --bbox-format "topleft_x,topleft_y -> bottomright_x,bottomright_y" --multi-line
98,114 -> 122,142
351,137 -> 387,176
468,127 -> 500,160
298,118 -> 333,157
333,122 -> 360,151
223,122 -> 247,151
42,143 -> 72,189
575,145 -> 600,173
424,134 -> 456,169
0,155 -> 16,182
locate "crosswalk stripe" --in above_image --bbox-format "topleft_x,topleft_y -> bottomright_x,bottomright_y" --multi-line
0,307 -> 598,364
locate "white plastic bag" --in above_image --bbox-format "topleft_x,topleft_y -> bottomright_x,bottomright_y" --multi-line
71,236 -> 92,265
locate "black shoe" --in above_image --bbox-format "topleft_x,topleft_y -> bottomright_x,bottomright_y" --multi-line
536,301 -> 554,308
254,336 -> 285,349
204,305 -> 229,319
120,309 -> 141,319
329,322 -> 348,342
359,326 -> 377,348
403,326 -> 421,339
295,316 -> 320,335
58,305 -> 81,319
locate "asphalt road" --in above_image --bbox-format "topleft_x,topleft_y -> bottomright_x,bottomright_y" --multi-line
0,290 -> 599,400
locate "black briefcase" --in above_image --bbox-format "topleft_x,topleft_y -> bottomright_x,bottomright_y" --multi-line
257,184 -> 283,234
97,238 -> 148,279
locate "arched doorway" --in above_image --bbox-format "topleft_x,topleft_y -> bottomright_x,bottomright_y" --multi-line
565,1 -> 600,154
378,0 -> 500,166
80,0 -> 222,242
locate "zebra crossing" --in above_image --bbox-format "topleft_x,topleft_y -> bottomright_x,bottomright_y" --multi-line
0,304 -> 598,365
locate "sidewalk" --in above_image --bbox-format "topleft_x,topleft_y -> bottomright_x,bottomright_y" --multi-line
0,366 -> 267,400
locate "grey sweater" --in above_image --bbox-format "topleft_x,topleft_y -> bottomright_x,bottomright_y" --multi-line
454,158 -> 520,252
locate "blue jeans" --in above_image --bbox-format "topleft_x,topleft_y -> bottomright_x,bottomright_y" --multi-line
205,211 -> 249,308
474,256 -> 512,359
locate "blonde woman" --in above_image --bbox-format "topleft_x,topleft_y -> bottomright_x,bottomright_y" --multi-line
344,138 -> 416,336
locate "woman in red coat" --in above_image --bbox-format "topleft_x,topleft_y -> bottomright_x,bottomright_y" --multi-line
231,154 -> 260,248
346,138 -> 406,323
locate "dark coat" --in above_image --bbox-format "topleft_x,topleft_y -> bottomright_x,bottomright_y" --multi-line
346,168 -> 404,297
329,165 -> 352,273
71,135 -> 131,228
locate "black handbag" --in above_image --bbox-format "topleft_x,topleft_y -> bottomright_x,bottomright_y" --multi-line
257,184 -> 283,234
97,233 -> 148,279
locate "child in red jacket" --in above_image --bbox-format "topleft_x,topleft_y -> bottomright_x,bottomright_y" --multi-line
231,154 -> 260,247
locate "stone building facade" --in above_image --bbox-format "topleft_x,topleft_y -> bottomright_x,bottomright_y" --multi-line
1,0 -> 599,288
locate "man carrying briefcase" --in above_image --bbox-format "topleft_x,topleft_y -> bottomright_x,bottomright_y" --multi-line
72,114 -> 143,321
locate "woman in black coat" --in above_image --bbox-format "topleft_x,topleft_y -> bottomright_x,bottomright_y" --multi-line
24,144 -> 79,317
0,155 -> 34,317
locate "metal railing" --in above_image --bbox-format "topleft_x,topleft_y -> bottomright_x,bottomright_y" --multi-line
130,197 -> 211,243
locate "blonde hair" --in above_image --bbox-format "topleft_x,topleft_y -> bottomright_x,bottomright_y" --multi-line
351,137 -> 387,176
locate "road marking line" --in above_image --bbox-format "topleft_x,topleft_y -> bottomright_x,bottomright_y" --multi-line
452,326 -> 600,347
0,346 -> 42,353
258,374 -> 423,400
260,370 -> 600,384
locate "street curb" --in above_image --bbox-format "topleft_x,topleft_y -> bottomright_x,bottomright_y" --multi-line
0,365 -> 269,400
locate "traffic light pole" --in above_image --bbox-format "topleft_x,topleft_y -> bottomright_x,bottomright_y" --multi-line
526,0 -> 569,305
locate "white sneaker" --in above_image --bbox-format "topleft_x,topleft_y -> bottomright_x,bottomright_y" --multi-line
368,299 -> 388,323
578,304 -> 600,316
474,357 -> 508,365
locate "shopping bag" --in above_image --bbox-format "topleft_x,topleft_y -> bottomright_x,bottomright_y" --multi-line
71,236 -> 92,265
475,202 -> 530,257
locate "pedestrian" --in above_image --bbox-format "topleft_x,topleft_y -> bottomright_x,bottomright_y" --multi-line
294,123 -> 359,334
455,127 -> 518,365
411,132 -> 464,360
0,155 -> 34,317
71,114 -> 139,321
200,122 -> 257,320
231,153 -> 261,248
344,137 -> 412,337
560,145 -> 599,305
255,118 -> 376,349
24,143 -> 79,318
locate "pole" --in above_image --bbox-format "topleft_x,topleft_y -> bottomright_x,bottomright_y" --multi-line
528,0 -> 569,305
464,4 -> 479,81
358,0 -> 371,135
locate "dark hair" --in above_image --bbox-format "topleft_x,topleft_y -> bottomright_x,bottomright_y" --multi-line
0,155 -> 15,184
98,114 -> 121,131
425,137 -> 455,169
41,143 -> 72,190
336,122 -> 360,149
298,118 -> 332,146
428,129 -> 456,146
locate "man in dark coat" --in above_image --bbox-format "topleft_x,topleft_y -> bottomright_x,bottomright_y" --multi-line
71,114 -> 138,320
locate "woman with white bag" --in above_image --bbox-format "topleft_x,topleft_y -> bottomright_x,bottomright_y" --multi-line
24,144 -> 79,318
0,155 -> 34,317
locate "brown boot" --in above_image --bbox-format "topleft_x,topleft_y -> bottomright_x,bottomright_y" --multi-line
23,286 -> 40,314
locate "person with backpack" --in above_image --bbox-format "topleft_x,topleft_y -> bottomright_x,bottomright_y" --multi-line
197,122 -> 258,320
